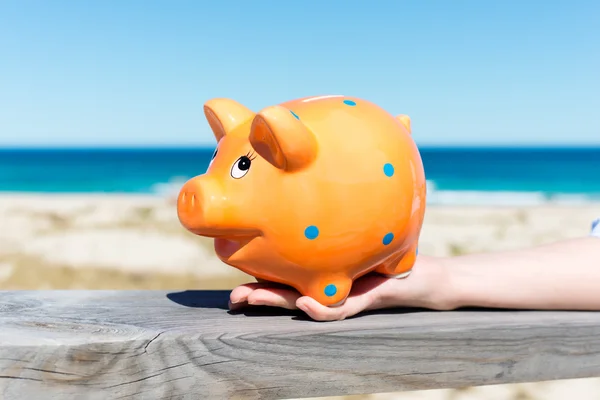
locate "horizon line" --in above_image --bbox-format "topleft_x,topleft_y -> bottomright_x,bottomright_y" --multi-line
1,143 -> 600,151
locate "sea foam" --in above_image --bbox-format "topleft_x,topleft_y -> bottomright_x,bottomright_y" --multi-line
425,180 -> 598,206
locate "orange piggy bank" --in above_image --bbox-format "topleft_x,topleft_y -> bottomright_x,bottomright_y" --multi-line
177,95 -> 426,306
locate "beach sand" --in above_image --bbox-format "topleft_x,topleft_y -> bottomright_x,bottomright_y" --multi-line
0,193 -> 598,399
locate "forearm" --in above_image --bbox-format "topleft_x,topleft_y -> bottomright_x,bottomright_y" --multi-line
444,237 -> 600,310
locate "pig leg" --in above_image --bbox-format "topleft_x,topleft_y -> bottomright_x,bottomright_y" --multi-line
302,274 -> 353,307
374,245 -> 418,279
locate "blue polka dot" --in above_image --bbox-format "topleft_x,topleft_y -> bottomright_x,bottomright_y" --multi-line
343,99 -> 356,106
324,284 -> 337,297
290,110 -> 300,119
304,225 -> 319,240
383,233 -> 394,245
416,246 -> 419,255
383,163 -> 394,177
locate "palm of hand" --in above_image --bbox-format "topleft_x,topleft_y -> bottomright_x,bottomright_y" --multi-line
228,256 -> 450,321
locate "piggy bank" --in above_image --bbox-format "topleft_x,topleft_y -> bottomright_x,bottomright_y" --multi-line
177,95 -> 426,306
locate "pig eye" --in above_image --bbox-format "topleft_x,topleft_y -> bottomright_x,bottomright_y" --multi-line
230,153 -> 254,179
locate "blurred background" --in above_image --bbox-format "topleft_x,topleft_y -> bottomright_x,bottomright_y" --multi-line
1,1 -> 599,399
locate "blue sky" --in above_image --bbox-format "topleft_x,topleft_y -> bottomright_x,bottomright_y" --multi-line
0,0 -> 598,147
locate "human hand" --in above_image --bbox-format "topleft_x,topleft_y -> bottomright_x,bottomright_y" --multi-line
228,255 -> 455,321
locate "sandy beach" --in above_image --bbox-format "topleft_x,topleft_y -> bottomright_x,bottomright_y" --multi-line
0,193 -> 598,399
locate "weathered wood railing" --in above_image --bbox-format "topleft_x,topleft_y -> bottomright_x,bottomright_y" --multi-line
1,290 -> 600,399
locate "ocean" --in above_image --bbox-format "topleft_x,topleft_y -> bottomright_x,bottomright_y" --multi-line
1,147 -> 599,206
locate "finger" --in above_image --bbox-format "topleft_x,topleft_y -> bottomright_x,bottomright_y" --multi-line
228,299 -> 248,311
248,287 -> 302,310
296,292 -> 374,321
229,281 -> 273,305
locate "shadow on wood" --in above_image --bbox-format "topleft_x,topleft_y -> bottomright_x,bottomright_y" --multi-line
166,289 -> 230,309
165,289 -> 306,318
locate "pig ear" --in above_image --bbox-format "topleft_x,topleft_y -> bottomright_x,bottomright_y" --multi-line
396,114 -> 411,134
249,106 -> 318,171
204,98 -> 255,142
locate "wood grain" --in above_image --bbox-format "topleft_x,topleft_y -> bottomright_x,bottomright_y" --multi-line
1,290 -> 600,399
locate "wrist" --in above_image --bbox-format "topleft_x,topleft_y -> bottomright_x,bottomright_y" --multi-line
409,255 -> 463,311
434,256 -> 467,310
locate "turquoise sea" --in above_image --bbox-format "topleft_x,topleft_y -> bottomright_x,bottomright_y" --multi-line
1,147 -> 599,205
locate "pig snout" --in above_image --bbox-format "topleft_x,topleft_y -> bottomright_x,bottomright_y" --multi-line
177,178 -> 206,232
176,175 -> 260,241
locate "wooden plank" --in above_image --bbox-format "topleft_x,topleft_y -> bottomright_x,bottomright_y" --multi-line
1,290 -> 600,399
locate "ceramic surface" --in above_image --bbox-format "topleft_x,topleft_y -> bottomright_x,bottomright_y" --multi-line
177,95 -> 427,306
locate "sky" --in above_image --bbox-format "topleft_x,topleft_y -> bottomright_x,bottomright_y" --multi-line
0,0 -> 599,147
